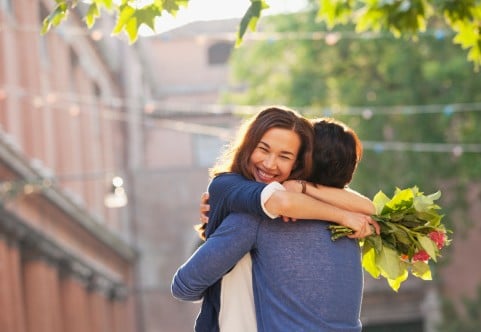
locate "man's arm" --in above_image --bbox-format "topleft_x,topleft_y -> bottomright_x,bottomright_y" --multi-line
171,213 -> 259,301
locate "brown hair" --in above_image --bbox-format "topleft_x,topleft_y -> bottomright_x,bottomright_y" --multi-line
209,106 -> 314,181
308,118 -> 362,188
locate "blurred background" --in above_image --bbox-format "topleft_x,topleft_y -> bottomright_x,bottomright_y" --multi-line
0,0 -> 480,332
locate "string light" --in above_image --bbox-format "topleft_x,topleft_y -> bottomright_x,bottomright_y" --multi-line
0,21 -> 453,43
0,18 -> 478,155
0,172 -> 128,207
1,84 -> 481,153
4,84 -> 481,118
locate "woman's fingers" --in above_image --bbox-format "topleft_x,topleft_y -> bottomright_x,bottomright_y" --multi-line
199,192 -> 210,223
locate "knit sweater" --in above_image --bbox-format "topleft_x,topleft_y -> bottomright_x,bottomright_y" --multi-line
172,173 -> 364,331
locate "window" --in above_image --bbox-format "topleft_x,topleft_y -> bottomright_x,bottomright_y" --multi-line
193,134 -> 225,167
1,0 -> 13,13
207,41 -> 233,66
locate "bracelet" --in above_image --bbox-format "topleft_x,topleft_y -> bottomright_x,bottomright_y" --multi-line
297,180 -> 307,194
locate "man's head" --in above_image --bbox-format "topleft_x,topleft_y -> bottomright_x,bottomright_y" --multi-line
308,118 -> 362,188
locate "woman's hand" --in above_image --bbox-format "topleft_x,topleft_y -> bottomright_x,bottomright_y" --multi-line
200,192 -> 210,224
341,211 -> 380,239
282,179 -> 305,193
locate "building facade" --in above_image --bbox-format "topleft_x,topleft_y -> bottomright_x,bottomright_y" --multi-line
0,1 -> 140,331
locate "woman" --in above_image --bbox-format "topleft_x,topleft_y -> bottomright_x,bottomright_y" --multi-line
175,106 -> 376,331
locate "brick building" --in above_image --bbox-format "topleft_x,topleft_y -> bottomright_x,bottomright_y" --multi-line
0,1 -> 140,331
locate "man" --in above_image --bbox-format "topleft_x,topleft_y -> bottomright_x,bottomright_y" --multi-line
172,118 -> 375,331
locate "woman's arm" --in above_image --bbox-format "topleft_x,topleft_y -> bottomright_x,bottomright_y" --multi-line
204,173 -> 378,238
263,190 -> 378,238
283,180 -> 375,215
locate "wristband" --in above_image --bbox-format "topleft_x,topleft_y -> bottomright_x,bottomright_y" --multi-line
298,180 -> 307,194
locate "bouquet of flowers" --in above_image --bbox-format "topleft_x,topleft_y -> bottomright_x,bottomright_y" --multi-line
329,186 -> 451,291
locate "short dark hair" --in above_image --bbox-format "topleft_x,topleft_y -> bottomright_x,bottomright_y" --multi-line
308,118 -> 362,188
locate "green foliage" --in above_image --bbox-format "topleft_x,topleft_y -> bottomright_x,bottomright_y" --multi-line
41,0 -> 481,69
41,0 -> 188,43
236,0 -> 270,47
330,187 -> 449,291
225,8 -> 481,238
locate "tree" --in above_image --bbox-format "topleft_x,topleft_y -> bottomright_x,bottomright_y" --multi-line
43,0 -> 481,69
225,11 -> 481,327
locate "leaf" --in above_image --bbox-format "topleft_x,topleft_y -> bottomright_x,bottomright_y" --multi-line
362,245 -> 381,279
413,190 -> 441,212
387,268 -> 409,292
317,0 -> 353,28
376,245 -> 402,280
113,4 -> 163,42
236,0 -> 269,47
418,235 -> 438,261
366,234 -> 383,254
113,4 -> 135,35
383,187 -> 414,214
85,3 -> 100,28
392,226 -> 412,246
412,261 -> 432,280
372,190 -> 390,215
162,0 -> 189,15
41,3 -> 68,35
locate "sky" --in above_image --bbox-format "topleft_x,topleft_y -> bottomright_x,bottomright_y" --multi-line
152,0 -> 307,33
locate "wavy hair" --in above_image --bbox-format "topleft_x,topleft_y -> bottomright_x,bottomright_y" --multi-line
209,106 -> 314,181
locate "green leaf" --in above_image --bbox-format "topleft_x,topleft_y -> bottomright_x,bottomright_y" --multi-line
413,190 -> 441,212
236,0 -> 269,47
85,3 -> 100,28
99,0 -> 114,10
418,235 -> 438,261
41,3 -> 68,35
112,4 -> 162,43
367,234 -> 383,254
362,245 -> 381,279
372,190 -> 390,215
113,4 -> 135,35
317,0 -> 353,28
392,226 -> 412,246
412,261 -> 432,280
161,0 -> 189,15
383,187 -> 414,214
376,245 -> 402,280
387,268 -> 409,292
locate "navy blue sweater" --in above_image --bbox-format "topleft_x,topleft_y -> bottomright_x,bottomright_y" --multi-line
172,173 -> 363,331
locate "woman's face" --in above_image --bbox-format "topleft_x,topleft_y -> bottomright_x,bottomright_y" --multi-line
249,128 -> 301,184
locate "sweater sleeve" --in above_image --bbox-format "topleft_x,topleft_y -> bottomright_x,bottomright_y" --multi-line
205,173 -> 272,238
171,213 -> 259,301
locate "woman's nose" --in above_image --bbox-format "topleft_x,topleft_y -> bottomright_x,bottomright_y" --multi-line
263,154 -> 276,169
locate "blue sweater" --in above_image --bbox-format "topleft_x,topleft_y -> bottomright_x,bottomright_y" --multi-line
197,173 -> 269,331
172,173 -> 364,331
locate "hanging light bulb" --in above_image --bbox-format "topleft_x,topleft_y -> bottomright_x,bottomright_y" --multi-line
104,176 -> 128,208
